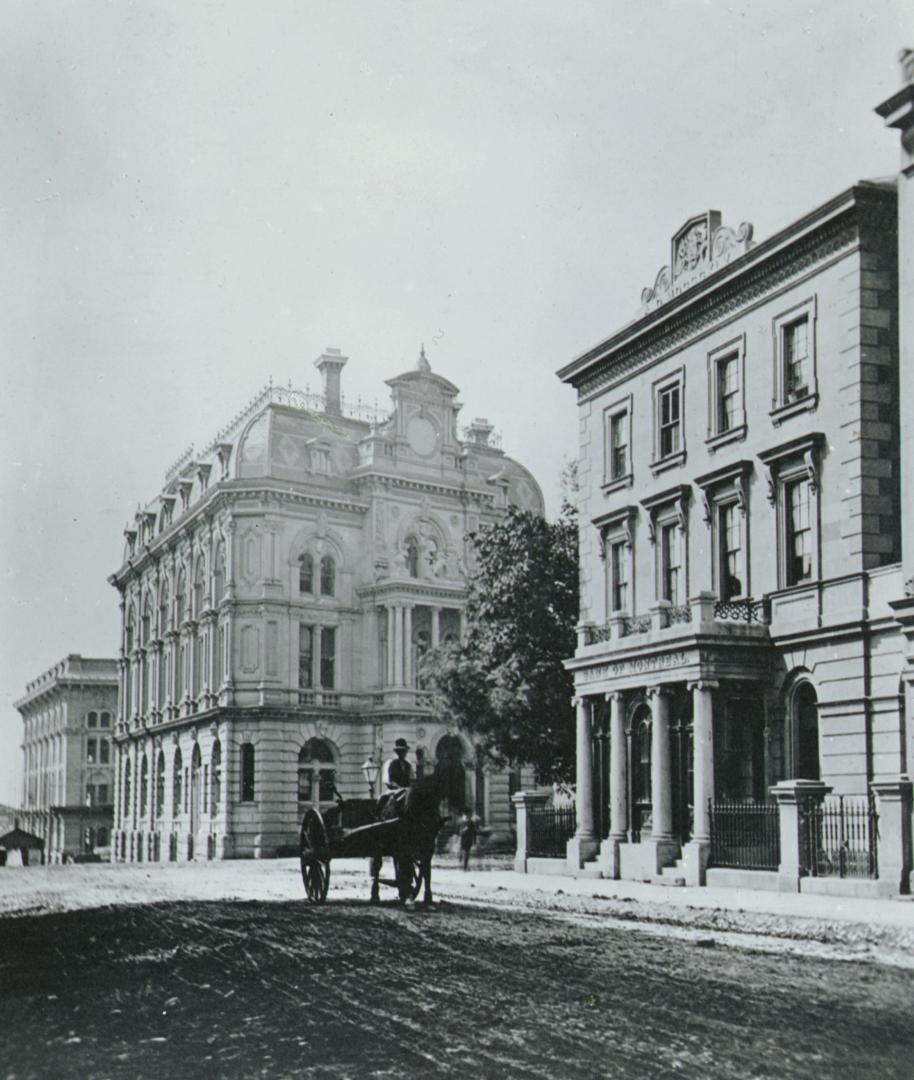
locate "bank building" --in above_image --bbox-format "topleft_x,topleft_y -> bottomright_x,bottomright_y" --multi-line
550,53 -> 914,895
110,348 -> 542,861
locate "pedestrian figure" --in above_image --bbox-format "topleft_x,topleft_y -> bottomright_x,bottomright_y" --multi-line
458,809 -> 480,870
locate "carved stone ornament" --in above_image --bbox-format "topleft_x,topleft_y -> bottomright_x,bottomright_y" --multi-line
640,212 -> 755,315
905,577 -> 914,598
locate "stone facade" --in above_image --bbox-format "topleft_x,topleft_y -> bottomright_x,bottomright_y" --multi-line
14,655 -> 118,863
555,56 -> 914,894
109,347 -> 542,861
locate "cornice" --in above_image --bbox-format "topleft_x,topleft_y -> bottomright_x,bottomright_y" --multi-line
357,580 -> 468,603
352,470 -> 496,507
560,185 -> 895,402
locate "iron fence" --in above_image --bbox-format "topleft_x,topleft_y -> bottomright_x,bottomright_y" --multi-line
528,806 -> 576,858
800,795 -> 878,879
709,797 -> 780,871
713,597 -> 771,624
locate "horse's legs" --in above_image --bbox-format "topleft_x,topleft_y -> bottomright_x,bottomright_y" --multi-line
422,853 -> 433,907
369,855 -> 381,904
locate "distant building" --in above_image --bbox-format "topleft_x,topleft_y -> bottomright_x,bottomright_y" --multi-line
556,52 -> 914,892
109,348 -> 542,861
15,656 -> 118,863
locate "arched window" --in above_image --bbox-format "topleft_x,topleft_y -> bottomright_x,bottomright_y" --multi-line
299,553 -> 314,594
405,538 -> 419,578
211,740 -> 222,815
213,543 -> 226,604
140,754 -> 149,817
155,750 -> 166,817
298,738 -> 336,805
320,555 -> 335,597
141,598 -> 152,645
193,559 -> 205,618
794,682 -> 820,781
173,747 -> 183,817
190,743 -> 202,826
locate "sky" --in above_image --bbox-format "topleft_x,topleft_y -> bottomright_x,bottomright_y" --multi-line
0,0 -> 910,804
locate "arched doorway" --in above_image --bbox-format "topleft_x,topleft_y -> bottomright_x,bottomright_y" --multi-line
298,738 -> 337,809
794,682 -> 820,780
629,704 -> 652,842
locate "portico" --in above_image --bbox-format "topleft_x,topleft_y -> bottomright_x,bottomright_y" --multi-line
565,600 -> 773,885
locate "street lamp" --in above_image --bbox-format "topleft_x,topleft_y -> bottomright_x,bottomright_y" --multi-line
361,757 -> 380,798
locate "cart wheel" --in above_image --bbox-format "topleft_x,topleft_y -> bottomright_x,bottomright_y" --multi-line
394,855 -> 423,903
300,809 -> 330,904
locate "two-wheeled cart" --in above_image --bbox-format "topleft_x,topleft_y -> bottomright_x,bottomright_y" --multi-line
298,798 -> 426,904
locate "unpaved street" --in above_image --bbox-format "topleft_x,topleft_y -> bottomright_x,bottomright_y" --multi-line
2,878 -> 914,1079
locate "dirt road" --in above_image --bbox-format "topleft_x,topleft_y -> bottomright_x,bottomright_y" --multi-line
3,889 -> 913,1080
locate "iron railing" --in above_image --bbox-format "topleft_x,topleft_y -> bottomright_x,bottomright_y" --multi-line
709,797 -> 780,871
528,806 -> 576,858
800,795 -> 878,879
713,597 -> 771,624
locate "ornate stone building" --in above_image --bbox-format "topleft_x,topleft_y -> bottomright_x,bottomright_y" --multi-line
15,655 -> 118,863
556,54 -> 914,893
110,347 -> 542,861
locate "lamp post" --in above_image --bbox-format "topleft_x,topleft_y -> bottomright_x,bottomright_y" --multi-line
361,757 -> 380,798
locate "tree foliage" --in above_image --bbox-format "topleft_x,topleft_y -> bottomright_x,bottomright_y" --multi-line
421,503 -> 579,785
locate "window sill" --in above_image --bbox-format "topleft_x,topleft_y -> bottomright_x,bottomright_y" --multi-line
601,474 -> 633,495
706,424 -> 747,452
650,450 -> 686,476
770,392 -> 818,426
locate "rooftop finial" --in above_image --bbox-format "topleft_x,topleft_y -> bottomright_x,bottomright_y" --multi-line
417,343 -> 431,373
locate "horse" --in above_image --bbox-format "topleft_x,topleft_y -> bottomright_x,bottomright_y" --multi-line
369,765 -> 453,907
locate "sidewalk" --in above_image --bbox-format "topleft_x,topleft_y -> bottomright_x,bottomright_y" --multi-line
453,861 -> 914,930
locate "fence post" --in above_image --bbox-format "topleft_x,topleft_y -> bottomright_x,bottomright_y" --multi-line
512,790 -> 550,874
870,776 -> 913,895
769,779 -> 830,892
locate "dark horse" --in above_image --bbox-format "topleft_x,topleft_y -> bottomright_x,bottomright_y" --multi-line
369,765 -> 453,907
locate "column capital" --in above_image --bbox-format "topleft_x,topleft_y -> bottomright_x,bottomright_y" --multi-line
645,685 -> 671,700
604,690 -> 624,703
687,679 -> 719,692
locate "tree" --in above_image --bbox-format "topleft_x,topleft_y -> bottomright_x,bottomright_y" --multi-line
421,502 -> 579,785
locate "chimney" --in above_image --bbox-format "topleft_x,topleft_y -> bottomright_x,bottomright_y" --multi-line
314,348 -> 348,416
465,417 -> 494,447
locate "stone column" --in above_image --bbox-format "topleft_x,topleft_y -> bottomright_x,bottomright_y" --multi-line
216,719 -> 234,859
649,687 -> 673,841
386,605 -> 395,687
513,790 -> 550,873
313,623 -> 323,691
567,696 -> 598,871
870,776 -> 913,896
682,680 -> 717,885
394,605 -> 404,686
597,691 -> 627,878
770,779 -> 830,892
404,604 -> 413,687
431,606 -> 440,650
458,608 -> 467,641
